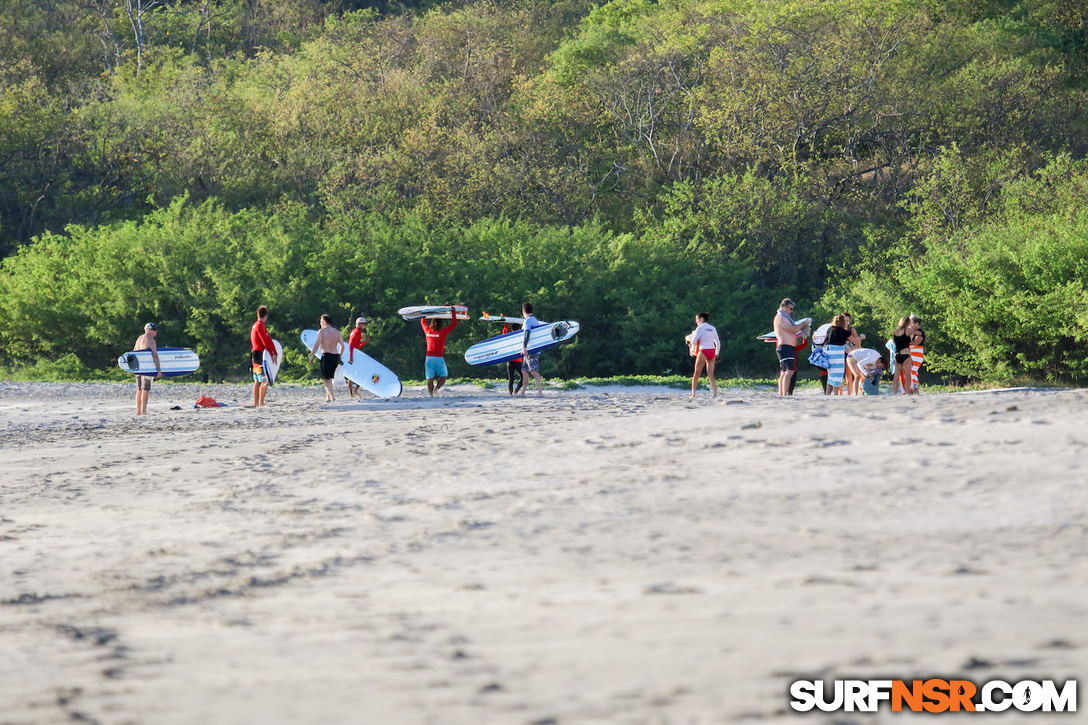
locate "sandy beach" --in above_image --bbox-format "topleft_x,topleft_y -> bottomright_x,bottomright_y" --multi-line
1,381 -> 1085,723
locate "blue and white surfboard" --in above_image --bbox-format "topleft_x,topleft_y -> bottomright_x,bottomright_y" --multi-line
465,320 -> 580,366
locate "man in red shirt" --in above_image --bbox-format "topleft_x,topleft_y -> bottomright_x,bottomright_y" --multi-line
421,307 -> 459,396
346,316 -> 369,399
250,305 -> 277,407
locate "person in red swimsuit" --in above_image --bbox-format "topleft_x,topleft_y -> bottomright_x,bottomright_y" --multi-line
250,305 -> 277,407
346,316 -> 370,398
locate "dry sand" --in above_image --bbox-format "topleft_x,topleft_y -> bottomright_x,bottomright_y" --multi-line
1,381 -> 1085,723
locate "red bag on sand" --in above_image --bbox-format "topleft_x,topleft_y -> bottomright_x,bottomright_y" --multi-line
193,395 -> 223,408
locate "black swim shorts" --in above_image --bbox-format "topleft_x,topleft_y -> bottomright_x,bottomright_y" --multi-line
320,352 -> 341,380
776,344 -> 796,372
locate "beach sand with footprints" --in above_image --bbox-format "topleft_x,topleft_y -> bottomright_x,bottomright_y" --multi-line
2,382 -> 1086,723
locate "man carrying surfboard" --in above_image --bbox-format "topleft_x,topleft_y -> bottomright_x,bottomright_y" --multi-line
308,314 -> 347,403
250,305 -> 277,407
346,316 -> 369,399
519,302 -> 544,396
133,322 -> 163,415
421,307 -> 459,396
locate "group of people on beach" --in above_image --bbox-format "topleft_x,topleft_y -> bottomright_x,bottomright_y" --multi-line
684,299 -> 928,398
132,298 -> 928,413
770,299 -> 926,397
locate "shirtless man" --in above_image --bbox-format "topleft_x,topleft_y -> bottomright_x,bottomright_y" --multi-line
133,322 -> 162,415
773,298 -> 810,397
308,314 -> 346,402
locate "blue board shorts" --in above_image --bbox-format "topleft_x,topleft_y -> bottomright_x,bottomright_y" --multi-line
425,355 -> 448,379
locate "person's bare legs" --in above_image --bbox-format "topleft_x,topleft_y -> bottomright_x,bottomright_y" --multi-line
779,369 -> 794,396
427,378 -> 435,396
347,380 -> 357,398
434,376 -> 447,394
322,378 -> 334,402
257,381 -> 269,406
136,389 -> 148,415
898,358 -> 912,396
517,368 -> 529,396
707,357 -> 717,397
253,380 -> 260,406
690,354 -> 707,398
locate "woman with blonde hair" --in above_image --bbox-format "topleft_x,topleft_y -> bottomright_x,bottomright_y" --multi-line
892,316 -> 913,394
826,315 -> 851,395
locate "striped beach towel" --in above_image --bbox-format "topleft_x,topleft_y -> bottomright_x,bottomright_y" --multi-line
910,345 -> 925,391
826,345 -> 848,389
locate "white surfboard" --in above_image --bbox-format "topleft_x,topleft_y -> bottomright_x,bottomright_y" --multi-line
812,322 -> 832,345
299,330 -> 346,387
480,312 -> 525,324
262,339 -> 283,386
757,325 -> 811,342
300,329 -> 401,398
465,320 -> 580,366
117,347 -> 200,377
398,305 -> 470,321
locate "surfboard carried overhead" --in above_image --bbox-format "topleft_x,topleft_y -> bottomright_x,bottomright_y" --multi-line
300,329 -> 402,398
117,347 -> 200,377
398,305 -> 470,321
479,312 -> 525,324
464,320 -> 580,366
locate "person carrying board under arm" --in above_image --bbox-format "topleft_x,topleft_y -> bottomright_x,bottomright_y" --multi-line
519,301 -> 544,397
421,307 -> 459,396
133,322 -> 162,415
250,305 -> 277,407
346,316 -> 369,399
308,313 -> 346,403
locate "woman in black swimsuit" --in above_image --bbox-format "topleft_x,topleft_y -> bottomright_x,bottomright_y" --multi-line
892,316 -> 912,395
827,315 -> 851,395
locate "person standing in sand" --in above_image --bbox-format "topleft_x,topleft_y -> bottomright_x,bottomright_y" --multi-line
421,307 -> 459,396
773,298 -> 809,396
503,320 -> 524,396
250,305 -> 277,407
308,314 -> 346,403
133,322 -> 162,415
345,316 -> 370,399
686,312 -> 720,399
891,316 -> 913,395
519,301 -> 544,397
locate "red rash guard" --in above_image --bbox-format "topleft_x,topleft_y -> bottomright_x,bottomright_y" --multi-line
348,328 -> 367,351
251,319 -> 274,353
421,316 -> 457,357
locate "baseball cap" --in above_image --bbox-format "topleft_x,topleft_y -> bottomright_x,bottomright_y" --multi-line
144,322 -> 159,330
355,317 -> 368,325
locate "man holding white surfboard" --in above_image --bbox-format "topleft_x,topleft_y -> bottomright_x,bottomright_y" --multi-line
133,322 -> 163,415
308,314 -> 347,403
250,305 -> 278,407
519,302 -> 544,397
